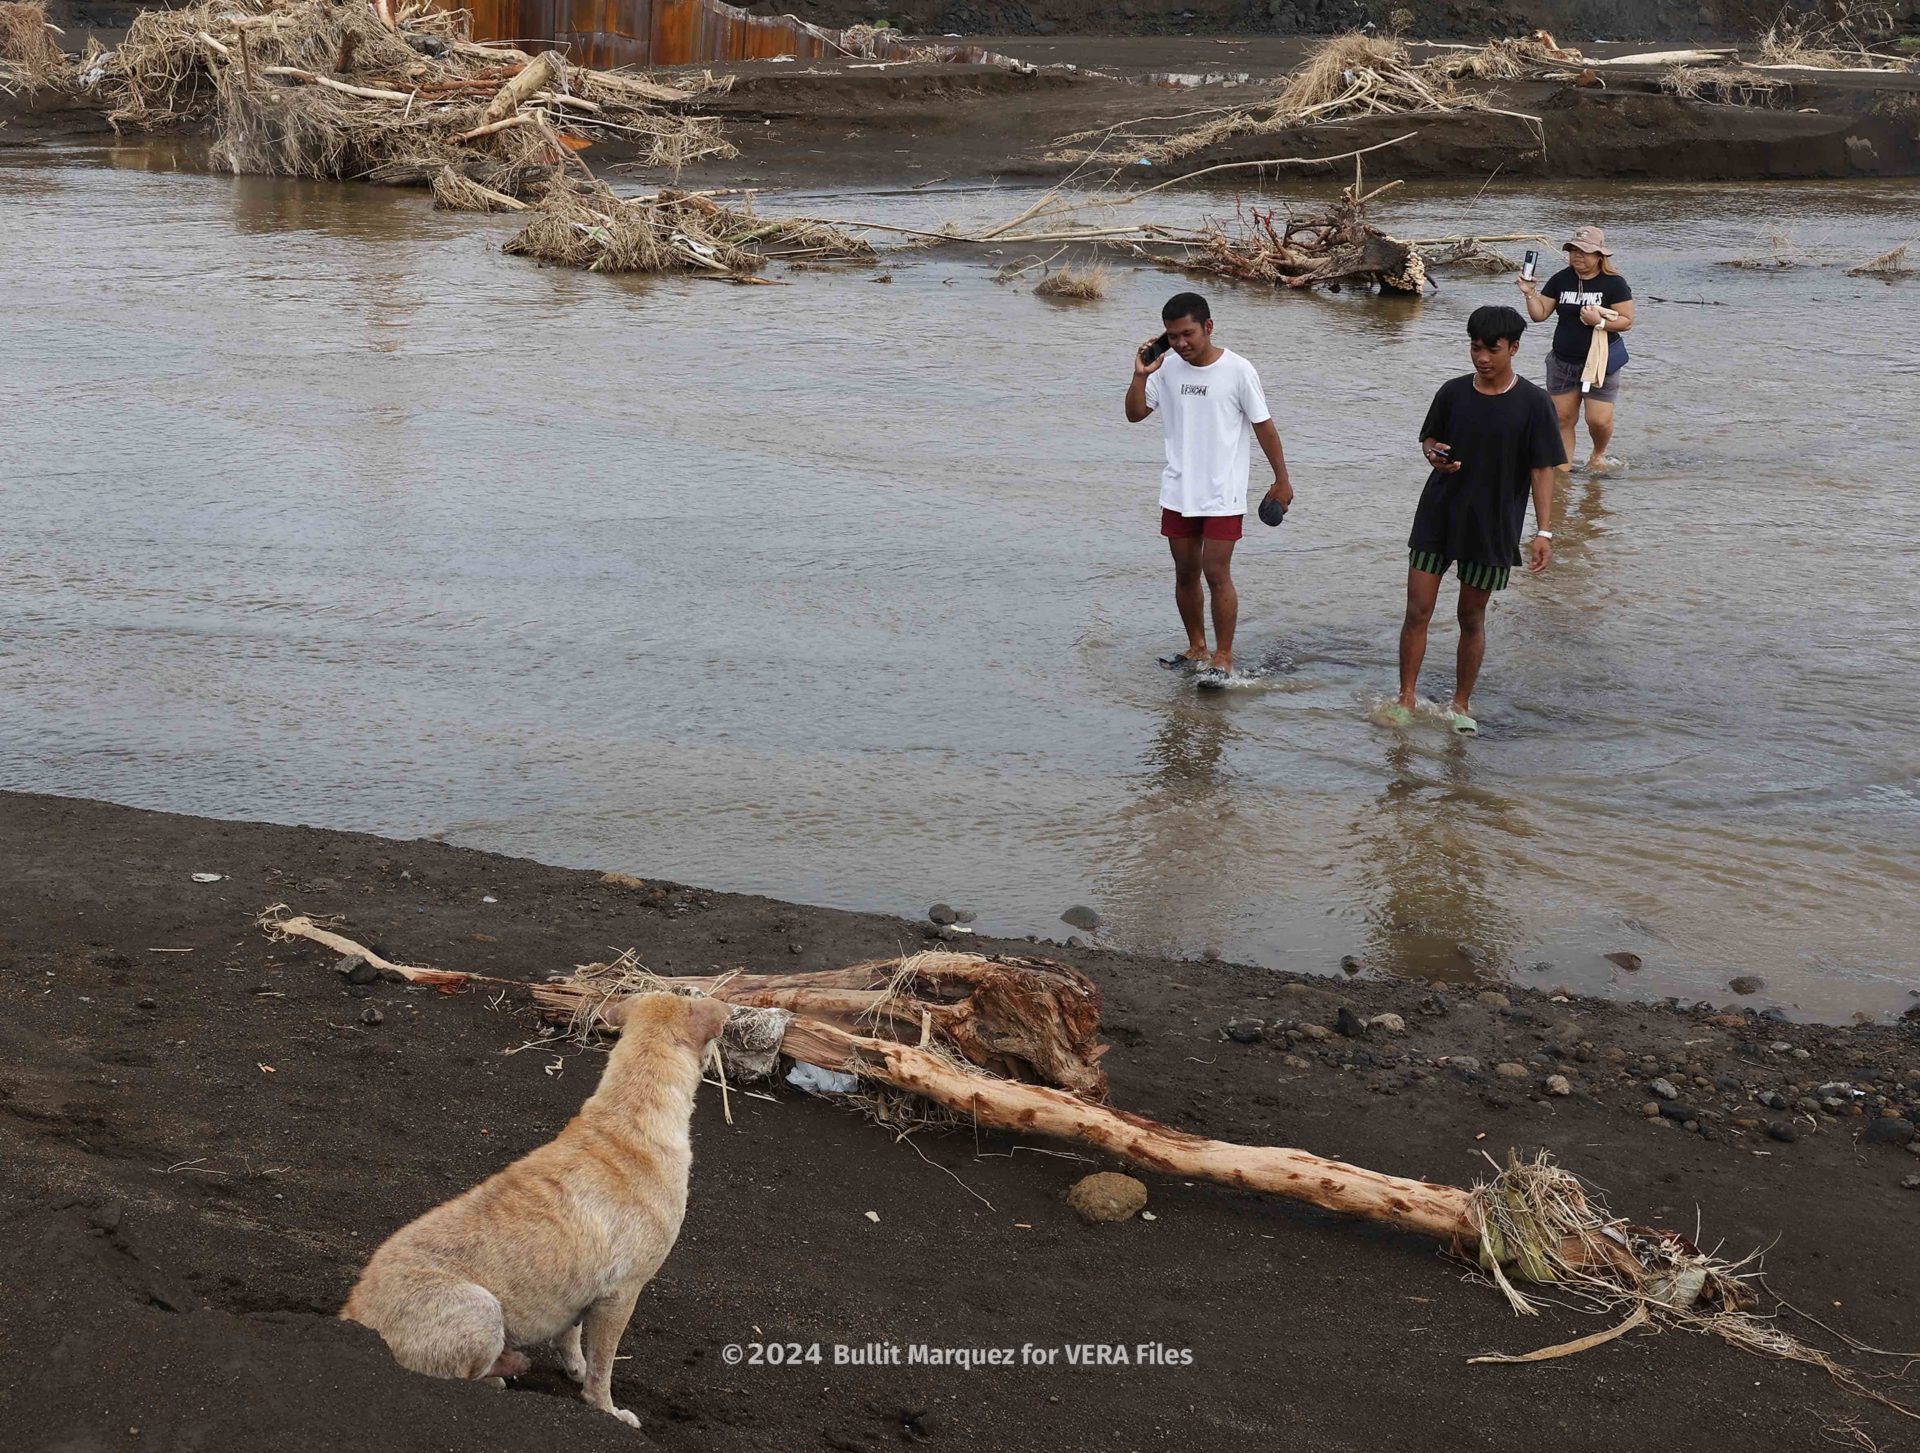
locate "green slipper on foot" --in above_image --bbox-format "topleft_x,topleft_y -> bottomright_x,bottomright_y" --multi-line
1448,710 -> 1479,735
1374,703 -> 1415,727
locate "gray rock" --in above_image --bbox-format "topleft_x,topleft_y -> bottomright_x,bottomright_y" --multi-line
1493,1062 -> 1529,1079
1796,1097 -> 1822,1115
1642,1101 -> 1661,1118
927,903 -> 958,926
1605,951 -> 1643,971
337,955 -> 381,986
1297,1023 -> 1332,1041
1475,991 -> 1511,1009
1223,1019 -> 1265,1044
1792,1048 -> 1812,1061
1650,1078 -> 1679,1101
1545,1075 -> 1572,1097
1864,1116 -> 1916,1146
1767,1121 -> 1798,1143
1368,1012 -> 1407,1035
360,1006 -> 384,1026
1728,975 -> 1765,996
955,909 -> 977,924
1339,954 -> 1362,973
1658,1101 -> 1700,1121
135,997 -> 157,1010
1282,1054 -> 1312,1069
1758,1090 -> 1787,1110
1060,905 -> 1102,931
1335,1007 -> 1368,1039
1769,1041 -> 1793,1053
1902,1175 -> 1920,1190
1450,1056 -> 1481,1073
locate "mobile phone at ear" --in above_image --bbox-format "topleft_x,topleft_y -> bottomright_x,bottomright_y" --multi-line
1143,334 -> 1170,362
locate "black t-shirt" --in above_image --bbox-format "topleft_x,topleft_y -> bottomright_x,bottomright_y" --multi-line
1542,266 -> 1632,364
1409,374 -> 1567,568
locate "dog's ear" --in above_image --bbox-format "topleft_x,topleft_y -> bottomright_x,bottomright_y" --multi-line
600,995 -> 641,1031
685,996 -> 731,1048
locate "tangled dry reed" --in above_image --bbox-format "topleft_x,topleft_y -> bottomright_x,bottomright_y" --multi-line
95,0 -> 733,193
1428,30 -> 1587,81
0,0 -> 67,94
1661,63 -> 1788,104
1846,244 -> 1917,278
1758,3 -> 1910,70
503,180 -> 875,277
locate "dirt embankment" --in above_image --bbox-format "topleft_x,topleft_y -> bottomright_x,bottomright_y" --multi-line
2,788 -> 1918,1452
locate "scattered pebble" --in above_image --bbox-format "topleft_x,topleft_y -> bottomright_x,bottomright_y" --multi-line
1281,1055 -> 1311,1070
135,997 -> 157,1010
1475,992 -> 1511,1009
1223,1019 -> 1264,1045
1642,1101 -> 1661,1118
927,903 -> 958,926
1339,955 -> 1362,974
1335,1007 -> 1368,1039
1728,974 -> 1765,996
1297,1024 -> 1331,1041
1768,1122 -> 1798,1143
1650,1078 -> 1679,1101
1604,951 -> 1643,971
1066,1173 -> 1147,1225
864,1211 -> 880,1223
1060,905 -> 1102,932
1450,1056 -> 1482,1074
360,1007 -> 384,1026
1367,1012 -> 1406,1035
1901,1176 -> 1920,1191
1493,1062 -> 1529,1079
1544,1075 -> 1571,1097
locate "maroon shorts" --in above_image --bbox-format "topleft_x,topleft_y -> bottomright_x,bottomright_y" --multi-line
1160,508 -> 1243,542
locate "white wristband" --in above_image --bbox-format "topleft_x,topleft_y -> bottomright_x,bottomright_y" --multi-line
1535,531 -> 1553,540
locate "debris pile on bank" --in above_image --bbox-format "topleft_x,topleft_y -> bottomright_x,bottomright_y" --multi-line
96,0 -> 733,190
0,0 -> 68,94
1191,178 -> 1428,293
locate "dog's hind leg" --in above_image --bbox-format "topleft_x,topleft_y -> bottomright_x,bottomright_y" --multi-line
380,1278 -> 512,1382
578,1286 -> 642,1427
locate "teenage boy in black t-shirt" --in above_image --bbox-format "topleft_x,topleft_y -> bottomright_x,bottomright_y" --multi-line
1381,305 -> 1566,735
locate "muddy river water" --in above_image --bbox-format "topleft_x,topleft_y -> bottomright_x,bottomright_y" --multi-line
2,140 -> 1916,1017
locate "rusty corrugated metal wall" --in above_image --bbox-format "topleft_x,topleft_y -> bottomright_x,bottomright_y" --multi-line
452,0 -> 1009,70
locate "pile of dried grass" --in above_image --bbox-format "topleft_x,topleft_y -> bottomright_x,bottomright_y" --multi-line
0,0 -> 67,94
1661,63 -> 1787,104
1430,31 -> 1587,81
1721,229 -> 1803,269
1148,33 -> 1491,164
1033,261 -> 1109,299
503,180 -> 875,277
96,0 -> 733,193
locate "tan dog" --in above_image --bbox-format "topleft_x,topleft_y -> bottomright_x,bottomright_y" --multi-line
341,992 -> 730,1427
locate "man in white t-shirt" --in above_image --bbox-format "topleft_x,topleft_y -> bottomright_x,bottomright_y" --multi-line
1124,292 -> 1293,688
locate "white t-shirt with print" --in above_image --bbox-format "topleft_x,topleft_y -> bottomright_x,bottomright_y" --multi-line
1143,348 -> 1272,517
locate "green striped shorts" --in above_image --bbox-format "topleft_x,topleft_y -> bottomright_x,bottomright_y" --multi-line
1409,550 -> 1511,592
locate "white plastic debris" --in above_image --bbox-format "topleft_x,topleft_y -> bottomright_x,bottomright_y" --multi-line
864,1210 -> 880,1223
190,873 -> 225,883
786,1061 -> 859,1096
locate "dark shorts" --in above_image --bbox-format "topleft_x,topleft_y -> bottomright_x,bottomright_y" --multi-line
1410,549 -> 1511,592
1545,351 -> 1622,403
1161,508 -> 1243,542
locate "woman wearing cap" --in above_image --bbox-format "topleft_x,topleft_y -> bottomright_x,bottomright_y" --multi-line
1517,225 -> 1635,473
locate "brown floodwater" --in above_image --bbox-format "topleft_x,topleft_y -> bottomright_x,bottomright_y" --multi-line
2,139 -> 1916,1019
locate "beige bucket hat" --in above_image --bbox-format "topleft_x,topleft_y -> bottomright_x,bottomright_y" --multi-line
1563,225 -> 1614,255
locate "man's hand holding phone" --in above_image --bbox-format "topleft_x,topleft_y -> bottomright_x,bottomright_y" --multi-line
1423,440 -> 1462,474
1135,334 -> 1169,376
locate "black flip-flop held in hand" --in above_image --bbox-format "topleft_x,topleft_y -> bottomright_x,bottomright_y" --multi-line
1258,497 -> 1287,527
